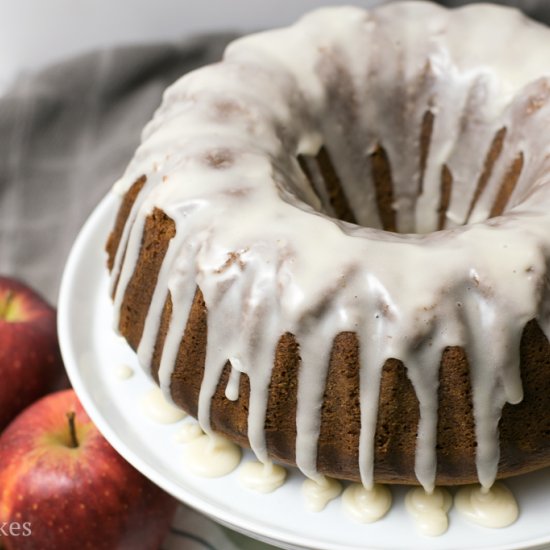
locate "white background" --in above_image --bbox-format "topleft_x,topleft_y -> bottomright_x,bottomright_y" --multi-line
0,0 -> 385,94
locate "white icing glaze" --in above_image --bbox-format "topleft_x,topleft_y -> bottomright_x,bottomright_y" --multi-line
302,476 -> 342,512
111,2 -> 550,490
225,366 -> 241,401
455,482 -> 518,528
239,460 -> 287,493
342,483 -> 392,523
142,387 -> 187,424
184,434 -> 242,477
405,487 -> 453,536
175,421 -> 204,443
115,364 -> 134,380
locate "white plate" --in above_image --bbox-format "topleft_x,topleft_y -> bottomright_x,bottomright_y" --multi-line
59,191 -> 550,550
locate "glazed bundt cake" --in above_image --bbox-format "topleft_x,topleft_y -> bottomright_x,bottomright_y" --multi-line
106,1 -> 550,492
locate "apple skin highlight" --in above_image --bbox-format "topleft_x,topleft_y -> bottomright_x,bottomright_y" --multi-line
0,389 -> 178,550
0,276 -> 68,431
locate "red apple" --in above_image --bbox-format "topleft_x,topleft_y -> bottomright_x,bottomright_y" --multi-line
0,276 -> 68,431
0,389 -> 178,550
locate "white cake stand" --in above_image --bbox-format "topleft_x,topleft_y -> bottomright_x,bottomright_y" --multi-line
58,191 -> 550,550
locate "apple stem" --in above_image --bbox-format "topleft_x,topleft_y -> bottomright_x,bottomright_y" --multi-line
0,290 -> 14,319
66,412 -> 79,448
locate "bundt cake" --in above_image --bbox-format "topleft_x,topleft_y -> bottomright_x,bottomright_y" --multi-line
106,1 -> 550,492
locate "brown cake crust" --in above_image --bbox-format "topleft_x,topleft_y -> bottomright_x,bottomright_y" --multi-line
108,180 -> 550,485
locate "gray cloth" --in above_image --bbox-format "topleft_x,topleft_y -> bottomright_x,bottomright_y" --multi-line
0,35 -> 234,304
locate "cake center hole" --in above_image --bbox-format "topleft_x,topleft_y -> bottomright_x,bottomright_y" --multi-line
297,111 -> 524,234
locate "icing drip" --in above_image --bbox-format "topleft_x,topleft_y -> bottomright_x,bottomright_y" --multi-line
239,460 -> 287,493
342,483 -> 392,523
302,476 -> 342,512
295,327 -> 335,480
142,387 -> 187,424
175,422 -> 204,443
115,364 -> 134,380
185,434 -> 242,477
405,487 -> 453,536
225,367 -> 241,401
110,2 -> 550,490
455,482 -> 519,528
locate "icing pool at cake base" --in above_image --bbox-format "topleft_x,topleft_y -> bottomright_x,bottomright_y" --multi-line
58,192 -> 550,550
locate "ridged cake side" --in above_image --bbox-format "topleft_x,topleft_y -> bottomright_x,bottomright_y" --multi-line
106,181 -> 550,486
